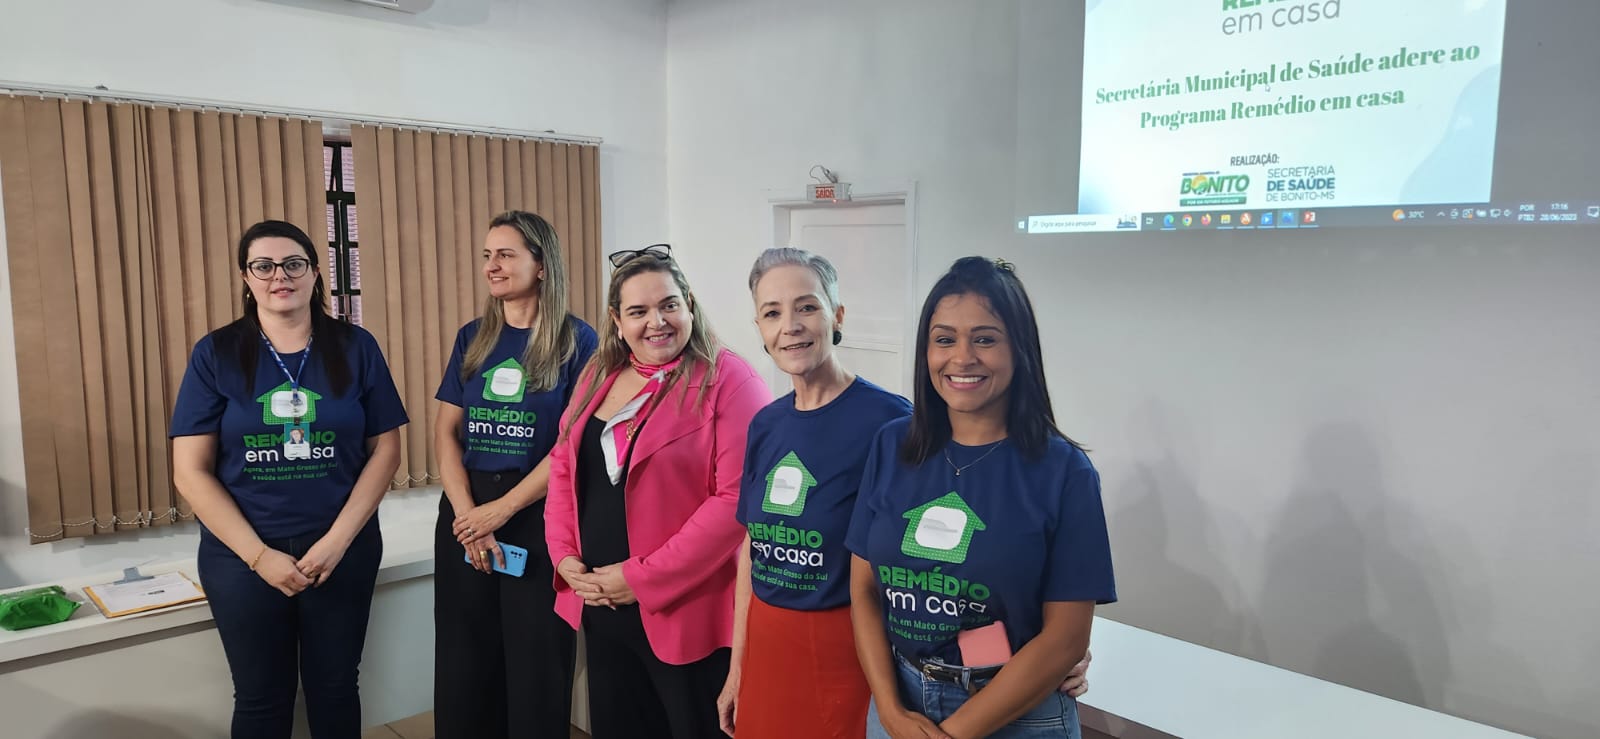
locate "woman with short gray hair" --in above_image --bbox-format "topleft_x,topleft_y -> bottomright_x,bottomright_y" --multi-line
718,247 -> 911,737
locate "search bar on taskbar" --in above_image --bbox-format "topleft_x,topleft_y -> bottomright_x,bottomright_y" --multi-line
1025,213 -> 1141,234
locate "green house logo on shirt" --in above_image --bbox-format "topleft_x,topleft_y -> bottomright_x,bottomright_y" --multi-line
257,382 -> 322,425
482,358 -> 527,403
900,492 -> 987,564
761,451 -> 817,516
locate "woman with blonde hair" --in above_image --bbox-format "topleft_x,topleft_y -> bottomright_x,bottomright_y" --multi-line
432,211 -> 598,738
545,244 -> 768,739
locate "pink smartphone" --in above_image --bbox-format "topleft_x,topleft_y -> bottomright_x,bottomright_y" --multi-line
957,621 -> 1013,666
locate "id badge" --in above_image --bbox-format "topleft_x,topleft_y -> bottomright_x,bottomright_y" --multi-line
284,421 -> 312,460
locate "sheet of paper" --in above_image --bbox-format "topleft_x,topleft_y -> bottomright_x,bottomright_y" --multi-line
84,572 -> 206,617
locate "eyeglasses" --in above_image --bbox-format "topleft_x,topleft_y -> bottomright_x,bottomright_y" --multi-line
607,243 -> 672,267
246,257 -> 312,280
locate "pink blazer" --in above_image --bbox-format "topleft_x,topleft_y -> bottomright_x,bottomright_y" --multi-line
545,348 -> 769,665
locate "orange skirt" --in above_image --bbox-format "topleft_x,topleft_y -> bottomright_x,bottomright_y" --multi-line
734,597 -> 869,739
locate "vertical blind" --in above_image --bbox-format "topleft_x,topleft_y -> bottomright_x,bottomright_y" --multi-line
349,126 -> 602,489
0,97 -> 326,541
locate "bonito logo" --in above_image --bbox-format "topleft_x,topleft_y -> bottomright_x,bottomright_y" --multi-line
1179,171 -> 1251,207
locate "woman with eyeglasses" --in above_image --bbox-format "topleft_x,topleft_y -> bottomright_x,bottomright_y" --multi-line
170,220 -> 407,738
544,244 -> 769,739
431,211 -> 598,738
846,257 -> 1115,739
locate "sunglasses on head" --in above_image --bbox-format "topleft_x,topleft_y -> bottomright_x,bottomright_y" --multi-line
608,243 -> 672,267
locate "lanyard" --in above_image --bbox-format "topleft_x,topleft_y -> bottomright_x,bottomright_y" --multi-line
260,330 -> 313,416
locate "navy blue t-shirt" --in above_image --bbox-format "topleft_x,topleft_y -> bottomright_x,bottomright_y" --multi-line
845,418 -> 1116,664
736,378 -> 911,610
169,325 -> 409,539
434,316 -> 597,474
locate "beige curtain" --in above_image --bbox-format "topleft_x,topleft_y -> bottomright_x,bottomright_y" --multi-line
350,126 -> 602,489
0,96 -> 326,542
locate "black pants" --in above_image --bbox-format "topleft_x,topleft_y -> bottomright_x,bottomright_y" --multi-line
198,519 -> 382,739
434,469 -> 575,739
583,604 -> 730,739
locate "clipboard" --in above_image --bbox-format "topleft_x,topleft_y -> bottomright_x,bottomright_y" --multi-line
83,571 -> 208,618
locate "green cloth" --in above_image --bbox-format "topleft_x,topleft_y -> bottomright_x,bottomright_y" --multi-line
0,585 -> 81,630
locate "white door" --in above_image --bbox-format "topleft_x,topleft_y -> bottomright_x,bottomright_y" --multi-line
769,200 -> 913,396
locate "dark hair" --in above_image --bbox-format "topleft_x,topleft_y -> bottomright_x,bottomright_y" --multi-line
214,220 -> 352,396
900,256 -> 1083,464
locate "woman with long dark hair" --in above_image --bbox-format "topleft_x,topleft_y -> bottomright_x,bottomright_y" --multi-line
847,257 -> 1115,739
171,220 -> 407,738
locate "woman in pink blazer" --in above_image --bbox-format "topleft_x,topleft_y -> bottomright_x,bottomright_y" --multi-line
545,244 -> 769,739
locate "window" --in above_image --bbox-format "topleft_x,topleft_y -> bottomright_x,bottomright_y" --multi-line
323,142 -> 362,323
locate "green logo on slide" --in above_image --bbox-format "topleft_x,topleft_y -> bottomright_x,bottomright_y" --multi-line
1180,172 -> 1250,206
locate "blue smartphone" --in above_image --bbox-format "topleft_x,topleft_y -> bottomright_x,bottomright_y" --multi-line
464,542 -> 528,577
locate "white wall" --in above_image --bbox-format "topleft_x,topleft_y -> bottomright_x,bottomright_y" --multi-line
665,2 -> 1599,738
0,0 -> 667,588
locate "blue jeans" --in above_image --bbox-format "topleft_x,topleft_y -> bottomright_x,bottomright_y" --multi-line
198,519 -> 382,739
866,652 -> 1080,739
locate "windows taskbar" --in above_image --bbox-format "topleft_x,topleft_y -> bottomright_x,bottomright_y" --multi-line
1018,201 -> 1600,234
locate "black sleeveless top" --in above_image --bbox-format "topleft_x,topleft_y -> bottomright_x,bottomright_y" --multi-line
577,414 -> 631,568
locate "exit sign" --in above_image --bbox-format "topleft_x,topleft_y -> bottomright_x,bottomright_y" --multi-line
808,182 -> 852,202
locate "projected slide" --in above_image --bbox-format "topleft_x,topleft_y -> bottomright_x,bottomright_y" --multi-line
1078,0 -> 1507,215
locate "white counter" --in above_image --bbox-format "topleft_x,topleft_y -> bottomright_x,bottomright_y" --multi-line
0,494 -> 440,739
1078,617 -> 1530,739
